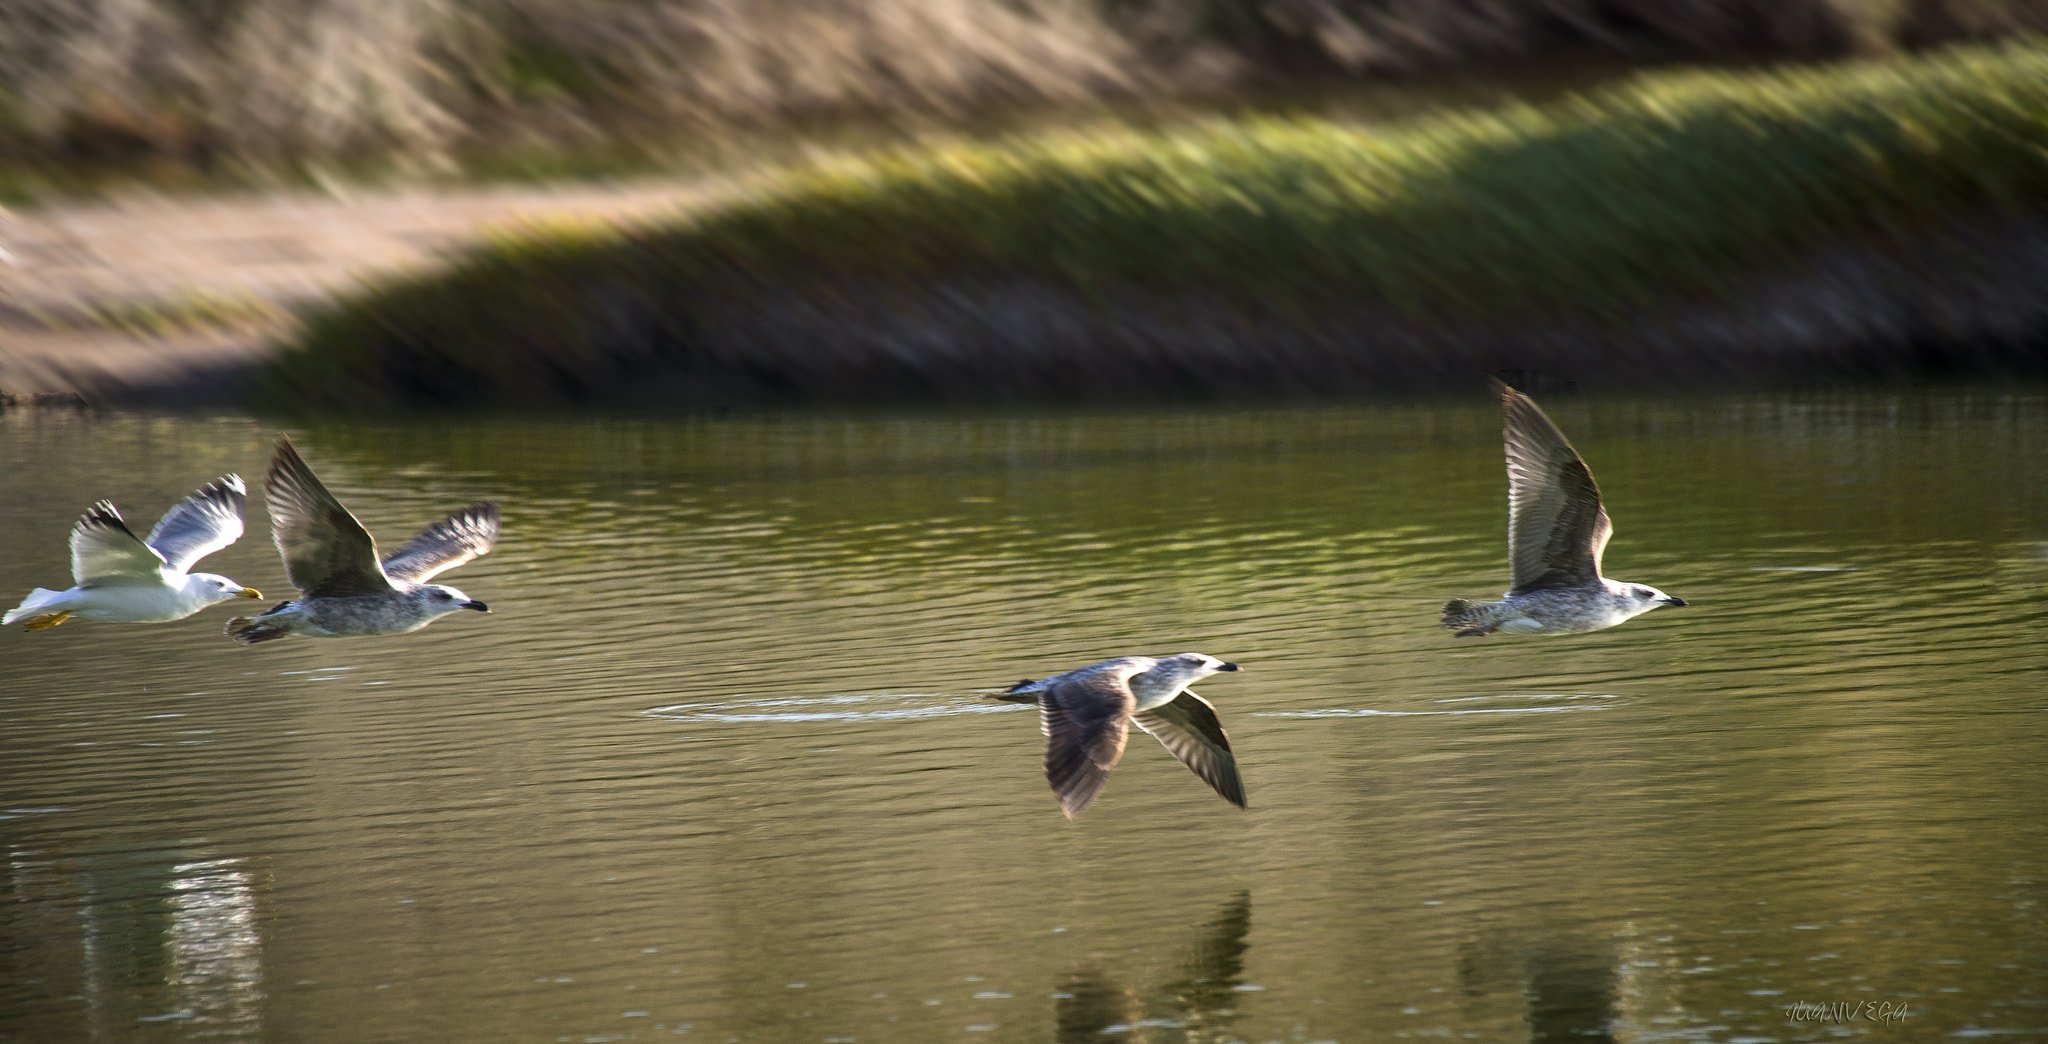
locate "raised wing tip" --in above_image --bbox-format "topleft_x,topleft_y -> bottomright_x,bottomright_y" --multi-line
457,503 -> 501,547
191,474 -> 248,512
268,435 -> 311,473
78,500 -> 126,530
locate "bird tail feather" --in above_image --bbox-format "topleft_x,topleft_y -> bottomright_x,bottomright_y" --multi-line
1440,598 -> 1483,629
994,677 -> 1044,703
5,588 -> 66,625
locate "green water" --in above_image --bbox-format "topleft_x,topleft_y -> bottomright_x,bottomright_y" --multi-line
2,390 -> 2044,1043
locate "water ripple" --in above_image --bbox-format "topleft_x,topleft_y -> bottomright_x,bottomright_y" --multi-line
644,692 -> 1030,724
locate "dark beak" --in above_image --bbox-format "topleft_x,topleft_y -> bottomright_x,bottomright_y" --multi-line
1662,597 -> 1687,607
1218,662 -> 1241,672
463,601 -> 490,613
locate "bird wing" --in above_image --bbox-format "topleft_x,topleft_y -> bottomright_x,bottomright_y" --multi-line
382,503 -> 499,583
70,502 -> 168,586
1040,665 -> 1139,819
145,475 -> 246,575
1133,690 -> 1247,809
263,438 -> 393,598
1502,386 -> 1612,593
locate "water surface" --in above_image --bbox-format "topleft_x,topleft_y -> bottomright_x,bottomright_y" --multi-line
3,390 -> 2044,1042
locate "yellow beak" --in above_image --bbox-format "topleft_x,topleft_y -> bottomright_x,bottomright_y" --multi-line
237,588 -> 264,600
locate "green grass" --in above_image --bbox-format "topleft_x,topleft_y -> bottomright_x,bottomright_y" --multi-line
259,40 -> 2048,409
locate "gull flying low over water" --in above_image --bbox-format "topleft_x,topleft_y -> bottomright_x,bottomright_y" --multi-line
5,476 -> 262,630
225,438 -> 498,644
999,653 -> 1246,818
1441,384 -> 1685,637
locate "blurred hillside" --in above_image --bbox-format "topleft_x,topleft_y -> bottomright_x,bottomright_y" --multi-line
251,42 -> 2048,412
2,0 -> 2045,174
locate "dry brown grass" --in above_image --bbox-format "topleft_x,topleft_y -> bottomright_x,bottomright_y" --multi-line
2,0 -> 2046,168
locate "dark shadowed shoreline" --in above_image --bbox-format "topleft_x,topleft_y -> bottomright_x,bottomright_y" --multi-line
61,207 -> 2045,416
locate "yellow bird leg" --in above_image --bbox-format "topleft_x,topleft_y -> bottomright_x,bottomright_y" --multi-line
24,611 -> 72,631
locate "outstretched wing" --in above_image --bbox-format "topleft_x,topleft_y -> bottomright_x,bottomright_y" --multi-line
264,438 -> 392,599
382,503 -> 499,583
1134,690 -> 1248,809
1040,664 -> 1141,819
1502,386 -> 1611,593
70,502 -> 167,586
146,475 -> 246,574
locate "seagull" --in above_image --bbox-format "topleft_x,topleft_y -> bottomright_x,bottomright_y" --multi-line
225,437 -> 497,644
5,476 -> 262,630
998,653 -> 1246,818
1441,384 -> 1685,637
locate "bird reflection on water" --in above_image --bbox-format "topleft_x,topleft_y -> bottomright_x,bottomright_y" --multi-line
1054,891 -> 1252,1043
4,843 -> 265,1039
1457,930 -> 1624,1044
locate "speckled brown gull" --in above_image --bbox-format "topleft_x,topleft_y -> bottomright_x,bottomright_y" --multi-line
1440,384 -> 1684,637
998,653 -> 1246,818
225,437 -> 497,644
6,476 -> 262,630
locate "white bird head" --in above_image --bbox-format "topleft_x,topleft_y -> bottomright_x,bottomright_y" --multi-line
187,572 -> 262,605
1137,652 -> 1241,696
1618,582 -> 1687,614
420,583 -> 490,616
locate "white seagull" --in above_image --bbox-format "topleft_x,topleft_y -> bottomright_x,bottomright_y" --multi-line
6,476 -> 262,630
999,653 -> 1246,818
225,437 -> 497,644
1441,384 -> 1685,637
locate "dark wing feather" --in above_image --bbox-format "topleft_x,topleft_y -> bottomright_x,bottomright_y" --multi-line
1502,386 -> 1611,593
146,475 -> 246,574
382,503 -> 499,583
1133,690 -> 1248,809
263,438 -> 392,598
1040,667 -> 1138,819
69,502 -> 166,585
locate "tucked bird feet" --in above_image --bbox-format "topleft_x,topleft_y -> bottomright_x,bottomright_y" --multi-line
24,612 -> 72,631
224,616 -> 290,644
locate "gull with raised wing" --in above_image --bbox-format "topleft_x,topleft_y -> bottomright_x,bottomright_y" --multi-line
6,476 -> 262,630
225,438 -> 497,644
998,653 -> 1245,819
1441,384 -> 1685,637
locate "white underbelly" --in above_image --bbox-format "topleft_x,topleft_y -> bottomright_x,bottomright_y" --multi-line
73,585 -> 199,623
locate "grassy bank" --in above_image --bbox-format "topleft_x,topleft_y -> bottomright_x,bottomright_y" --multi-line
254,41 -> 2048,411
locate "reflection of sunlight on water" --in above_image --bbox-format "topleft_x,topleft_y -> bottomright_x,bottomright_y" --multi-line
1610,925 -> 1690,1041
167,858 -> 265,1038
644,692 -> 1030,724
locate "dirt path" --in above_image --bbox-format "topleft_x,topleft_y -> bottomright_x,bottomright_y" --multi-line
0,180 -> 720,405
